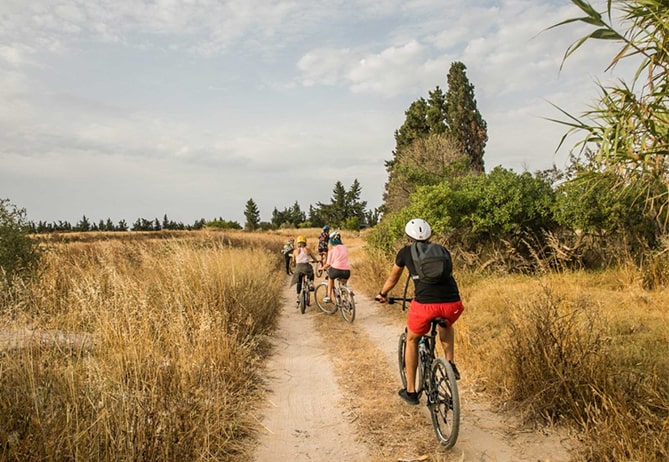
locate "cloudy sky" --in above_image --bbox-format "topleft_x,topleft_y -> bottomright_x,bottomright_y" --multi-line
1,0 -> 629,226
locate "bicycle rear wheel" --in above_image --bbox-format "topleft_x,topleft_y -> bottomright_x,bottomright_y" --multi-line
339,286 -> 355,323
299,285 -> 308,314
315,283 -> 337,314
429,358 -> 460,448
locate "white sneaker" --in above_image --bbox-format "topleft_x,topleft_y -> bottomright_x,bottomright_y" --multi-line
322,296 -> 331,303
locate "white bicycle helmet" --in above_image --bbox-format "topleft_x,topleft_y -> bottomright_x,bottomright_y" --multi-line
405,218 -> 431,241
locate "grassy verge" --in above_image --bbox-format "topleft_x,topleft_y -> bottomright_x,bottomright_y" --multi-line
0,232 -> 285,461
355,247 -> 669,461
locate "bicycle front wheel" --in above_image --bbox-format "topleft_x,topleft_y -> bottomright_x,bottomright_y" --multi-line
398,331 -> 407,389
429,358 -> 460,448
315,283 -> 337,314
339,286 -> 355,323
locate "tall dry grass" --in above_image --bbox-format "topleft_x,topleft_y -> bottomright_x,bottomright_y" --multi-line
356,246 -> 669,461
0,231 -> 286,461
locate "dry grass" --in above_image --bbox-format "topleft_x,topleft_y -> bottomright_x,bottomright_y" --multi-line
355,246 -> 669,461
312,313 -> 455,462
4,229 -> 667,461
0,231 -> 288,461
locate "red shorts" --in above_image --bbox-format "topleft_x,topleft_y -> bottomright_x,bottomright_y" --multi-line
407,299 -> 464,335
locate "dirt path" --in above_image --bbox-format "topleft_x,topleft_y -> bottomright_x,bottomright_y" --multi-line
254,277 -> 575,461
253,282 -> 371,461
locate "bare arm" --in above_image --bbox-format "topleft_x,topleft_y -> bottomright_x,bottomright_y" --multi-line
375,264 -> 404,303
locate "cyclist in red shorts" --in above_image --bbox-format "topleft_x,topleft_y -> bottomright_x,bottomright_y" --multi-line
375,218 -> 464,406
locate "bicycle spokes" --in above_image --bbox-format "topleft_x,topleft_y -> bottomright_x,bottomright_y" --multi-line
429,358 -> 460,448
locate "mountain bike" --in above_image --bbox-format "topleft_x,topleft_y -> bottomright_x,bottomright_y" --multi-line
389,290 -> 460,448
296,263 -> 317,314
315,276 -> 356,323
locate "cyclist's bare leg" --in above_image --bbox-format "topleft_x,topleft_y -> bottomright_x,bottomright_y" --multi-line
437,324 -> 455,362
327,276 -> 335,300
405,329 -> 421,393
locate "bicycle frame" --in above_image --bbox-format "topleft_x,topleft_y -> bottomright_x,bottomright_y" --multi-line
297,270 -> 313,314
390,296 -> 460,448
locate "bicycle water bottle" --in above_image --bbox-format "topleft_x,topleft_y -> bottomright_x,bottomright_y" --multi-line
418,338 -> 427,355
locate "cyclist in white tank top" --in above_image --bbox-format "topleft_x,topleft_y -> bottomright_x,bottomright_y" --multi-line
295,247 -> 311,264
290,235 -> 319,298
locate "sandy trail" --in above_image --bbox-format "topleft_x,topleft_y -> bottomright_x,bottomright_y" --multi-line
254,277 -> 573,461
253,282 -> 370,461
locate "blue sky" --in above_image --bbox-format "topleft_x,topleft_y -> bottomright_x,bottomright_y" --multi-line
1,0 -> 628,225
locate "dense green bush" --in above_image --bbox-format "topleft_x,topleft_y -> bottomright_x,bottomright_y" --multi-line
370,168 -> 556,247
0,199 -> 41,283
553,171 -> 659,249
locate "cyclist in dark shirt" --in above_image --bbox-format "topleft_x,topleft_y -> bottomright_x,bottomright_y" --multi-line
376,218 -> 464,405
317,225 -> 330,269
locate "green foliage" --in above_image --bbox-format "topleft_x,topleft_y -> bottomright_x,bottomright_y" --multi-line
243,198 -> 261,231
383,62 -> 487,213
365,209 -> 414,255
408,168 -> 556,243
0,198 -> 41,282
206,219 -> 242,230
445,61 -> 488,174
316,179 -> 367,229
369,168 -> 557,260
271,201 -> 306,228
549,0 -> 669,235
553,168 -> 657,247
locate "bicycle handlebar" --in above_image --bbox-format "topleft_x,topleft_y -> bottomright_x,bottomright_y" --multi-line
387,297 -> 412,305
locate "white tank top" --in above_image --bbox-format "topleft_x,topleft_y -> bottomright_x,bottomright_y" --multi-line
295,247 -> 310,264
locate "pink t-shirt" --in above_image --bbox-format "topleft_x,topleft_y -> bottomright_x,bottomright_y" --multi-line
326,244 -> 350,270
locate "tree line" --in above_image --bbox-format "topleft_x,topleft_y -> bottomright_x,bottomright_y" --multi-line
243,179 -> 379,231
29,215 -> 212,233
23,177 -> 379,235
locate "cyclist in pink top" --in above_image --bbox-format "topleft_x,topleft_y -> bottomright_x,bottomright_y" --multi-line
320,231 -> 351,303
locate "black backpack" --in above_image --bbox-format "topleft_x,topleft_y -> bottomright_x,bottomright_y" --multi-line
410,241 -> 452,284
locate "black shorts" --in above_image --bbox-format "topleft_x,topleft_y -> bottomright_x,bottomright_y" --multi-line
327,268 -> 350,281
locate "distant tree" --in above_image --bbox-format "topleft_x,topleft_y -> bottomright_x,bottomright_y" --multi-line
76,215 -> 91,232
272,201 -> 306,228
383,133 -> 469,212
383,63 -> 487,213
206,219 -> 242,230
244,199 -> 261,231
317,179 -> 368,229
445,61 -> 488,174
307,205 -> 323,229
132,218 -> 154,231
117,219 -> 128,231
192,218 -> 206,230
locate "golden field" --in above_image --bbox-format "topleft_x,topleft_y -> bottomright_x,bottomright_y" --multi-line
1,229 -> 667,461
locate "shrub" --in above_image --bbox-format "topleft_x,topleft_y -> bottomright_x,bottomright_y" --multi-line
0,198 -> 41,283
